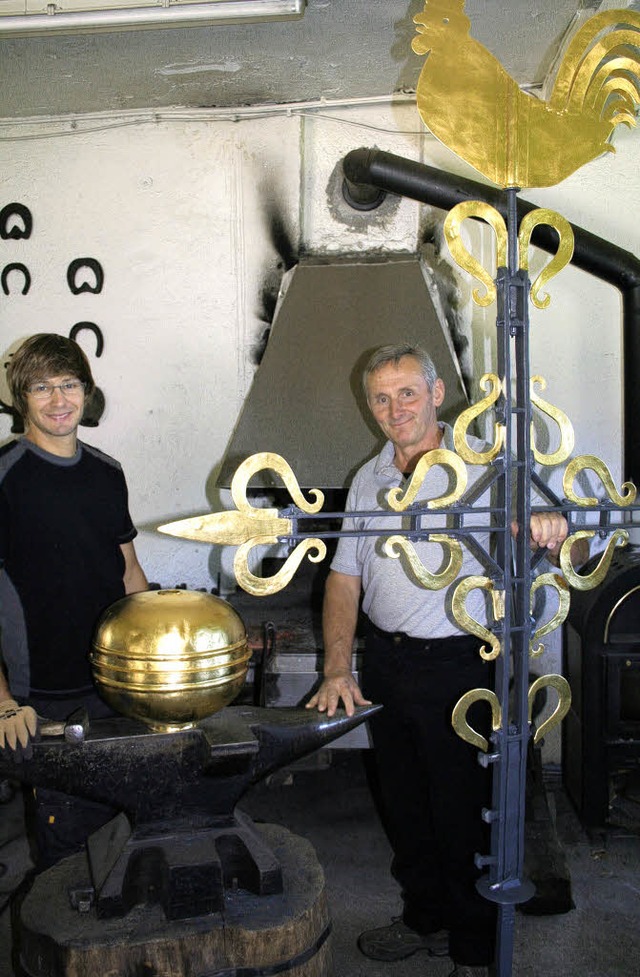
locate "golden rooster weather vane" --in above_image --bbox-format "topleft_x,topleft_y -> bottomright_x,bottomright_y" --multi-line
412,1 -> 640,188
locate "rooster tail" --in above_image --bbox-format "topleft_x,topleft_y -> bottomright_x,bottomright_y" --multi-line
565,39 -> 640,128
549,9 -> 640,129
586,63 -> 640,128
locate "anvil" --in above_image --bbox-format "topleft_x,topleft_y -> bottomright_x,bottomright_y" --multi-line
0,704 -> 379,920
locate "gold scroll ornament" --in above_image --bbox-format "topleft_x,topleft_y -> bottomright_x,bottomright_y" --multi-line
559,529 -> 629,592
452,675 -> 571,751
450,576 -> 505,661
529,573 -> 571,659
528,675 -> 572,746
453,372 -> 576,471
384,448 -> 466,591
412,2 -> 640,189
443,203 -> 574,308
387,448 -> 467,510
453,372 -> 504,466
443,201 -> 506,307
451,688 -> 501,753
518,212 -> 575,309
383,535 -> 463,592
530,376 -> 575,467
558,455 -> 636,591
563,455 -> 637,508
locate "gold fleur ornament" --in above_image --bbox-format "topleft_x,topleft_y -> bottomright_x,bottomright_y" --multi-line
159,452 -> 326,597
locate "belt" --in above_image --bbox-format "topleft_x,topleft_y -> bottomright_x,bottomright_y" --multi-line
365,618 -> 481,654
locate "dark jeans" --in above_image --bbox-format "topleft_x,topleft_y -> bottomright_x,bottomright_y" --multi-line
23,690 -> 119,872
361,621 -> 497,967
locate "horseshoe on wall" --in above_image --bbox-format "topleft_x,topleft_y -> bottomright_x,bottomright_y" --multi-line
0,203 -> 33,240
68,323 -> 105,428
69,322 -> 104,357
0,396 -> 24,434
1,263 -> 31,295
67,258 -> 104,295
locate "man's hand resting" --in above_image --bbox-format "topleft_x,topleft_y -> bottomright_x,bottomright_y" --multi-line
306,670 -> 371,718
0,698 -> 38,760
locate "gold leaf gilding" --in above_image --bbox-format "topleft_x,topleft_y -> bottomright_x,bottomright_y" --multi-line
528,674 -> 571,745
383,534 -> 463,591
412,3 -> 640,189
453,373 -> 505,465
452,688 -> 502,752
387,448 -> 468,511
451,576 -> 502,661
530,376 -> 575,467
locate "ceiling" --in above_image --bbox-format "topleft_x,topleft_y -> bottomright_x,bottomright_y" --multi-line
1,0 -> 634,121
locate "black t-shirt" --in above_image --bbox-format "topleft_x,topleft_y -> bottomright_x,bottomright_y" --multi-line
0,439 -> 137,695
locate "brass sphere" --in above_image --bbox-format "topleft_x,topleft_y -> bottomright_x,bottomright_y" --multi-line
90,589 -> 251,732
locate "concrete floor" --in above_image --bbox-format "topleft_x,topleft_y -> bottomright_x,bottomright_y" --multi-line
1,751 -> 639,977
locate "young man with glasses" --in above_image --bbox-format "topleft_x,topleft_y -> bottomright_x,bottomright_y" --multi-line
0,332 -> 147,867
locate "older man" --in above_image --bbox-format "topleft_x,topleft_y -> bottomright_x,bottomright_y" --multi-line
307,343 -> 572,977
0,333 -> 147,867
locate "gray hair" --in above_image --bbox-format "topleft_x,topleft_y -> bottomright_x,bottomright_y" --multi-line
363,343 -> 438,400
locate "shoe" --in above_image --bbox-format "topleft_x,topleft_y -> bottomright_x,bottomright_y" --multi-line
357,918 -> 449,961
448,966 -> 489,977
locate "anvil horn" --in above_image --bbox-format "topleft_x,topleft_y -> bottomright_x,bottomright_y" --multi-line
242,704 -> 381,783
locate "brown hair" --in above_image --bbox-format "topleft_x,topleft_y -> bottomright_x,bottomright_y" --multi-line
7,333 -> 95,419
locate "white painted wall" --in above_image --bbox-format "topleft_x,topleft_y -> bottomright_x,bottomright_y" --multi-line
1,101 -> 638,758
0,112 -> 302,589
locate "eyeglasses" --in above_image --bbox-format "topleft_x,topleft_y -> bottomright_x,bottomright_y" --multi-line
26,380 -> 86,400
